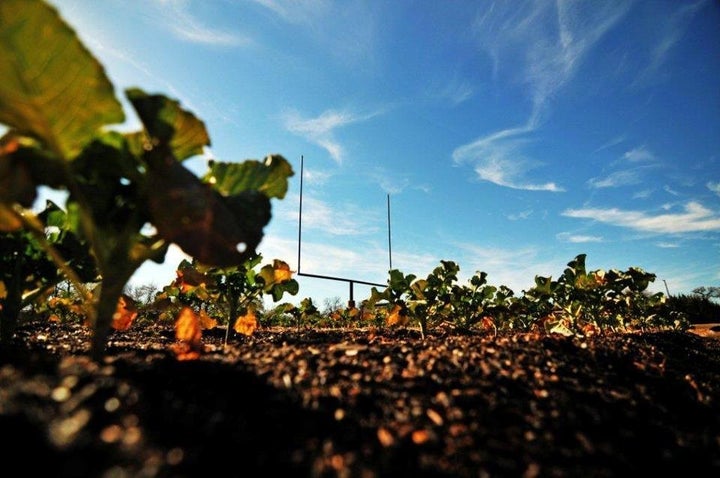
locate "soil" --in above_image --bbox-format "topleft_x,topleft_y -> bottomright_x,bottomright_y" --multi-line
1,321 -> 720,478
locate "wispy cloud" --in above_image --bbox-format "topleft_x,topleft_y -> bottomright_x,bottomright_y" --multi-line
556,232 -> 603,243
507,210 -> 533,221
251,0 -> 376,65
457,1 -> 629,191
153,0 -> 247,46
472,0 -> 631,125
302,167 -> 333,186
633,189 -> 654,199
250,0 -> 331,24
656,242 -> 680,248
623,146 -> 656,162
289,195 -> 381,236
563,201 -> 720,234
431,74 -> 474,106
708,182 -> 720,196
282,108 -> 381,164
587,170 -> 643,189
589,145 -> 660,189
452,126 -> 564,192
664,185 -> 680,196
633,0 -> 709,86
593,135 -> 626,153
368,167 -> 411,195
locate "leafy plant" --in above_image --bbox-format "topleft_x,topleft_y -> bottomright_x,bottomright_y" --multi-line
154,254 -> 299,343
0,0 -> 293,359
0,200 -> 98,341
278,298 -> 321,330
522,254 -> 680,334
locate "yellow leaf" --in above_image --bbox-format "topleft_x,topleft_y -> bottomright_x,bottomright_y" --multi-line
112,294 -> 138,331
176,307 -> 202,342
386,304 -> 407,326
173,307 -> 203,360
273,260 -> 293,283
234,308 -> 258,336
199,310 -> 218,329
0,280 -> 6,299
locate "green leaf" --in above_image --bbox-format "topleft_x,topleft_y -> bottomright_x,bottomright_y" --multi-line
204,155 -> 294,199
0,0 -> 124,159
126,88 -> 210,162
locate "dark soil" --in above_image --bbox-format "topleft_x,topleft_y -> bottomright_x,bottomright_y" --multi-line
1,321 -> 720,477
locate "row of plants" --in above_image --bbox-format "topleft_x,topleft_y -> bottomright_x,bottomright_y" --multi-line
364,254 -> 689,337
27,252 -> 692,339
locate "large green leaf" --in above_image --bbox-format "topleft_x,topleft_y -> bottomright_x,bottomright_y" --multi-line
0,0 -> 124,159
126,88 -> 210,162
203,155 -> 294,199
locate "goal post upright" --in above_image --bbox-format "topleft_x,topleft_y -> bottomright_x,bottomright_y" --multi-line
296,155 -> 393,307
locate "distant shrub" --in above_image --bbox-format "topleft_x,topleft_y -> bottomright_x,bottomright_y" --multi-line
667,294 -> 720,324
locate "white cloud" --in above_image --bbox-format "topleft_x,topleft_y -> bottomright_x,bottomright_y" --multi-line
664,185 -> 680,196
153,0 -> 246,46
587,169 -> 642,189
302,167 -> 333,186
633,189 -> 653,199
563,201 -> 720,234
556,232 -> 603,243
287,194 -> 381,236
452,126 -> 564,192
656,242 -> 680,248
282,108 -> 381,164
623,146 -> 656,162
588,146 -> 660,189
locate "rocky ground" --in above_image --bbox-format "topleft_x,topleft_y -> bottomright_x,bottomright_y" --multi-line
1,320 -> 720,477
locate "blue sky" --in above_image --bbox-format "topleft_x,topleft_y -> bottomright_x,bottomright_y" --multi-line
45,0 -> 719,307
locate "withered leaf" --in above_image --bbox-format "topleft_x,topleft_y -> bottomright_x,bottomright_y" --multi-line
386,304 -> 407,326
145,150 -> 269,267
172,307 -> 203,360
198,309 -> 218,329
234,308 -> 258,336
272,260 -> 293,283
112,294 -> 138,331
